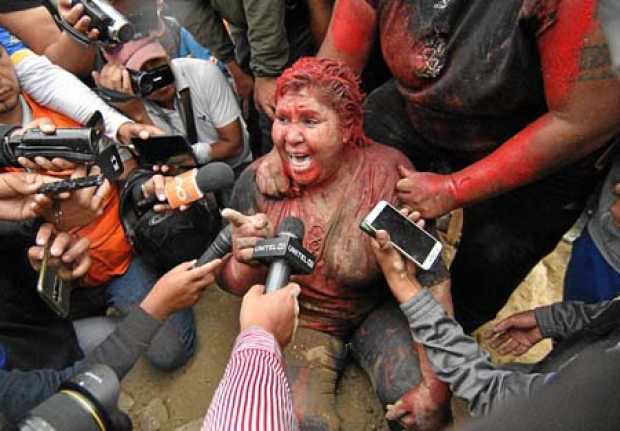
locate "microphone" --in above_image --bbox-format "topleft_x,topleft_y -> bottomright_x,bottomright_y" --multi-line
138,162 -> 235,209
194,224 -> 233,267
253,216 -> 316,293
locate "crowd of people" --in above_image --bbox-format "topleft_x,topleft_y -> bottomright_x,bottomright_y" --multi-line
0,0 -> 619,430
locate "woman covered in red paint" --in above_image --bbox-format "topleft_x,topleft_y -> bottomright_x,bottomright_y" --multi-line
257,0 -> 620,338
218,57 -> 452,430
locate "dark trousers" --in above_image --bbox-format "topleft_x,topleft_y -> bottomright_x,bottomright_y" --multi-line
364,80 -> 605,332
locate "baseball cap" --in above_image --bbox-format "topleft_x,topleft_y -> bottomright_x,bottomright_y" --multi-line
103,36 -> 167,70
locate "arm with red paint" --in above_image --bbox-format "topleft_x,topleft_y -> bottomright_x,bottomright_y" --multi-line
218,208 -> 271,296
318,0 -> 377,75
397,1 -> 620,218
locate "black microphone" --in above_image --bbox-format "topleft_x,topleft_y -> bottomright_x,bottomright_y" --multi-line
194,224 -> 233,267
137,162 -> 235,209
253,216 -> 316,293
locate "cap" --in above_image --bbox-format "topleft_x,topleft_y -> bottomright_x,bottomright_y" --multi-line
103,37 -> 167,70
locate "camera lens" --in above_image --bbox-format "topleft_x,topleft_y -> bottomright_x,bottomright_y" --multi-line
116,23 -> 135,43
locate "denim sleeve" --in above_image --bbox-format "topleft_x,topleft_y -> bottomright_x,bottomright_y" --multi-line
401,289 -> 548,416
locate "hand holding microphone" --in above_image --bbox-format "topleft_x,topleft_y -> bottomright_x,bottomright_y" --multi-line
139,162 -> 235,212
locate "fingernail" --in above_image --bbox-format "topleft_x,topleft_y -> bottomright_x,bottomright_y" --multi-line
157,194 -> 166,201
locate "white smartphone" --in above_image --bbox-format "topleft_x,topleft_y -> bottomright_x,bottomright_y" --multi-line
361,200 -> 443,270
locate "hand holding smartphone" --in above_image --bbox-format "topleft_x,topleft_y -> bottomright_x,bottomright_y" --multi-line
360,201 -> 442,270
37,244 -> 73,318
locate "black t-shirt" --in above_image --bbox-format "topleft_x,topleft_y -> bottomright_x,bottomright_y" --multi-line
0,1 -> 41,13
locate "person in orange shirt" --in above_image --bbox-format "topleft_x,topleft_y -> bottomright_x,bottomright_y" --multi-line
0,44 -> 196,371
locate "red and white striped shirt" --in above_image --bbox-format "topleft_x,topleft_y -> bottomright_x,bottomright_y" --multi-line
202,327 -> 298,431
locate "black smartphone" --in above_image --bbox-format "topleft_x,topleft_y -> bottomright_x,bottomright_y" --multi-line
360,200 -> 443,270
36,246 -> 72,318
131,134 -> 198,167
36,175 -> 105,195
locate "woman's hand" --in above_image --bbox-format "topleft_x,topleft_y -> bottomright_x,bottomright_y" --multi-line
222,208 -> 274,264
370,208 -> 425,304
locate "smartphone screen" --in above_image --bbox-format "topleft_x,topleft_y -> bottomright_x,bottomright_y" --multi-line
369,203 -> 440,267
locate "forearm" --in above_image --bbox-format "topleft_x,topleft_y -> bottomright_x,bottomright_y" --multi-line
0,307 -> 161,422
535,300 -> 618,340
402,289 -> 548,416
14,54 -> 131,141
41,33 -> 96,77
202,327 -> 297,430
219,255 -> 267,297
448,112 -> 618,207
317,0 -> 375,75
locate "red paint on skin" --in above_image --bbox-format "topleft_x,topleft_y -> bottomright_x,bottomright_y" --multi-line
539,0 -> 597,108
330,0 -> 376,57
452,115 -> 553,204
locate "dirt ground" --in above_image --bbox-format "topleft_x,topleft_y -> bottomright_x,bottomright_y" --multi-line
120,219 -> 570,431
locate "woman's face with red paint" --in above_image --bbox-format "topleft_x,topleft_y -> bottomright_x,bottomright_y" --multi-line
272,88 -> 345,187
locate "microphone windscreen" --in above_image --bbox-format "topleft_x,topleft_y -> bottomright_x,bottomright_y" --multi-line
277,216 -> 305,240
194,162 -> 235,193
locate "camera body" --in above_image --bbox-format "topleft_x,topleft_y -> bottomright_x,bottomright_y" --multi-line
128,64 -> 175,97
3,112 -> 124,180
71,0 -> 135,44
18,364 -> 131,431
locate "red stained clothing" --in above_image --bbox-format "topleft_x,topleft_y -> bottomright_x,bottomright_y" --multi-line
227,143 -> 446,337
367,0 -> 559,156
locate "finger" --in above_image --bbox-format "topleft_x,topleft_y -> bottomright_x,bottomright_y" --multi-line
64,3 -> 85,24
234,236 -> 259,250
385,401 -> 408,421
36,223 -> 54,246
87,28 -> 100,41
17,157 -> 38,170
252,213 -> 270,231
70,254 -> 91,280
497,339 -> 519,356
28,246 -> 44,269
33,157 -> 55,171
493,317 -> 515,333
237,248 -> 256,262
50,232 -> 71,257
74,15 -> 92,34
614,183 -> 620,195
283,282 -> 301,299
153,175 -> 166,201
121,68 -> 133,94
245,284 -> 266,299
91,179 -> 112,214
50,158 -> 76,171
188,258 -> 223,280
222,208 -> 252,227
160,164 -> 170,173
153,204 -> 172,213
397,164 -> 416,177
61,237 -> 90,264
374,230 -> 391,249
488,333 -> 510,350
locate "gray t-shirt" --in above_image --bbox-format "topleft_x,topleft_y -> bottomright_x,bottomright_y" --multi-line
145,58 -> 252,169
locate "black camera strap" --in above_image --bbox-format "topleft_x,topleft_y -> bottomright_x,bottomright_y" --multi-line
178,88 -> 198,144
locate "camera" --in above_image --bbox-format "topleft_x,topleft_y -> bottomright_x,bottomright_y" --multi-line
71,0 -> 135,45
17,364 -> 131,431
2,112 -> 124,180
128,64 -> 175,97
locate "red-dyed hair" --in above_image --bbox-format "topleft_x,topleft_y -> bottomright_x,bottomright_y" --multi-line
275,57 -> 369,147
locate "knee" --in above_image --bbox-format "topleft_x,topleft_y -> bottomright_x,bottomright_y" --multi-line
294,406 -> 340,431
145,321 -> 197,371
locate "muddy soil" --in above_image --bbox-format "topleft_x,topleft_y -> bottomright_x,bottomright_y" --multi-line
121,237 -> 569,430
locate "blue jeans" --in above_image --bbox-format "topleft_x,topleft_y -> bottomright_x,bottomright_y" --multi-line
104,256 -> 197,370
565,228 -> 620,303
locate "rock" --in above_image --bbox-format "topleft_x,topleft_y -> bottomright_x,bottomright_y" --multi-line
118,391 -> 134,412
140,398 -> 169,431
174,418 -> 203,431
